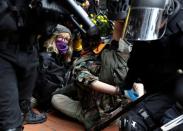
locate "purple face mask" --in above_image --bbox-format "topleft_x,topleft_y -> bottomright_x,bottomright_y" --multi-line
55,39 -> 69,54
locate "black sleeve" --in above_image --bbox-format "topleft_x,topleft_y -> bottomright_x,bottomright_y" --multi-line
121,43 -> 145,90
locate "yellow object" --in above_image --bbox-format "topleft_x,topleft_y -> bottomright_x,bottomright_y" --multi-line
80,24 -> 83,28
90,14 -> 94,18
74,38 -> 83,52
121,6 -> 131,39
81,3 -> 86,7
93,42 -> 106,54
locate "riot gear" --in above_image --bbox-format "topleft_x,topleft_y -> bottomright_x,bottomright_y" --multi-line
124,0 -> 175,41
119,0 -> 183,130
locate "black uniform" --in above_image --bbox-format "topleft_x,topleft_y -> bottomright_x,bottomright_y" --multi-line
0,0 -> 66,130
125,32 -> 183,94
120,0 -> 183,130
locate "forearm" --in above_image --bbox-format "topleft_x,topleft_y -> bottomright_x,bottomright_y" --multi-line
90,80 -> 120,95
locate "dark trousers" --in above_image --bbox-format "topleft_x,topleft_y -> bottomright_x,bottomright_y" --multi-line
0,46 -> 38,130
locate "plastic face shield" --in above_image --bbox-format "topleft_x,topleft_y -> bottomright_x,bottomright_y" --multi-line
124,0 -> 172,41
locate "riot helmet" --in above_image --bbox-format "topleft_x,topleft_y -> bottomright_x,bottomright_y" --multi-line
124,0 -> 175,41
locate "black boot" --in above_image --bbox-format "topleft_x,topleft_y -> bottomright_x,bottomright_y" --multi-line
20,100 -> 47,124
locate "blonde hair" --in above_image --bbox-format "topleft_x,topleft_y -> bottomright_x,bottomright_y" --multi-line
44,34 -> 73,63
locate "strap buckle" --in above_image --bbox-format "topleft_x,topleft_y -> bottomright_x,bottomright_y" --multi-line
138,108 -> 155,128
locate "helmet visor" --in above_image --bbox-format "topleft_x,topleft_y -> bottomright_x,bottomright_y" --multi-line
124,7 -> 168,41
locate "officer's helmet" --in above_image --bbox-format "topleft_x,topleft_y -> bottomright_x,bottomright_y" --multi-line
124,0 -> 175,41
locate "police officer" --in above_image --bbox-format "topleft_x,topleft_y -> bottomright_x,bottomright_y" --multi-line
116,0 -> 183,130
0,0 -> 47,130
